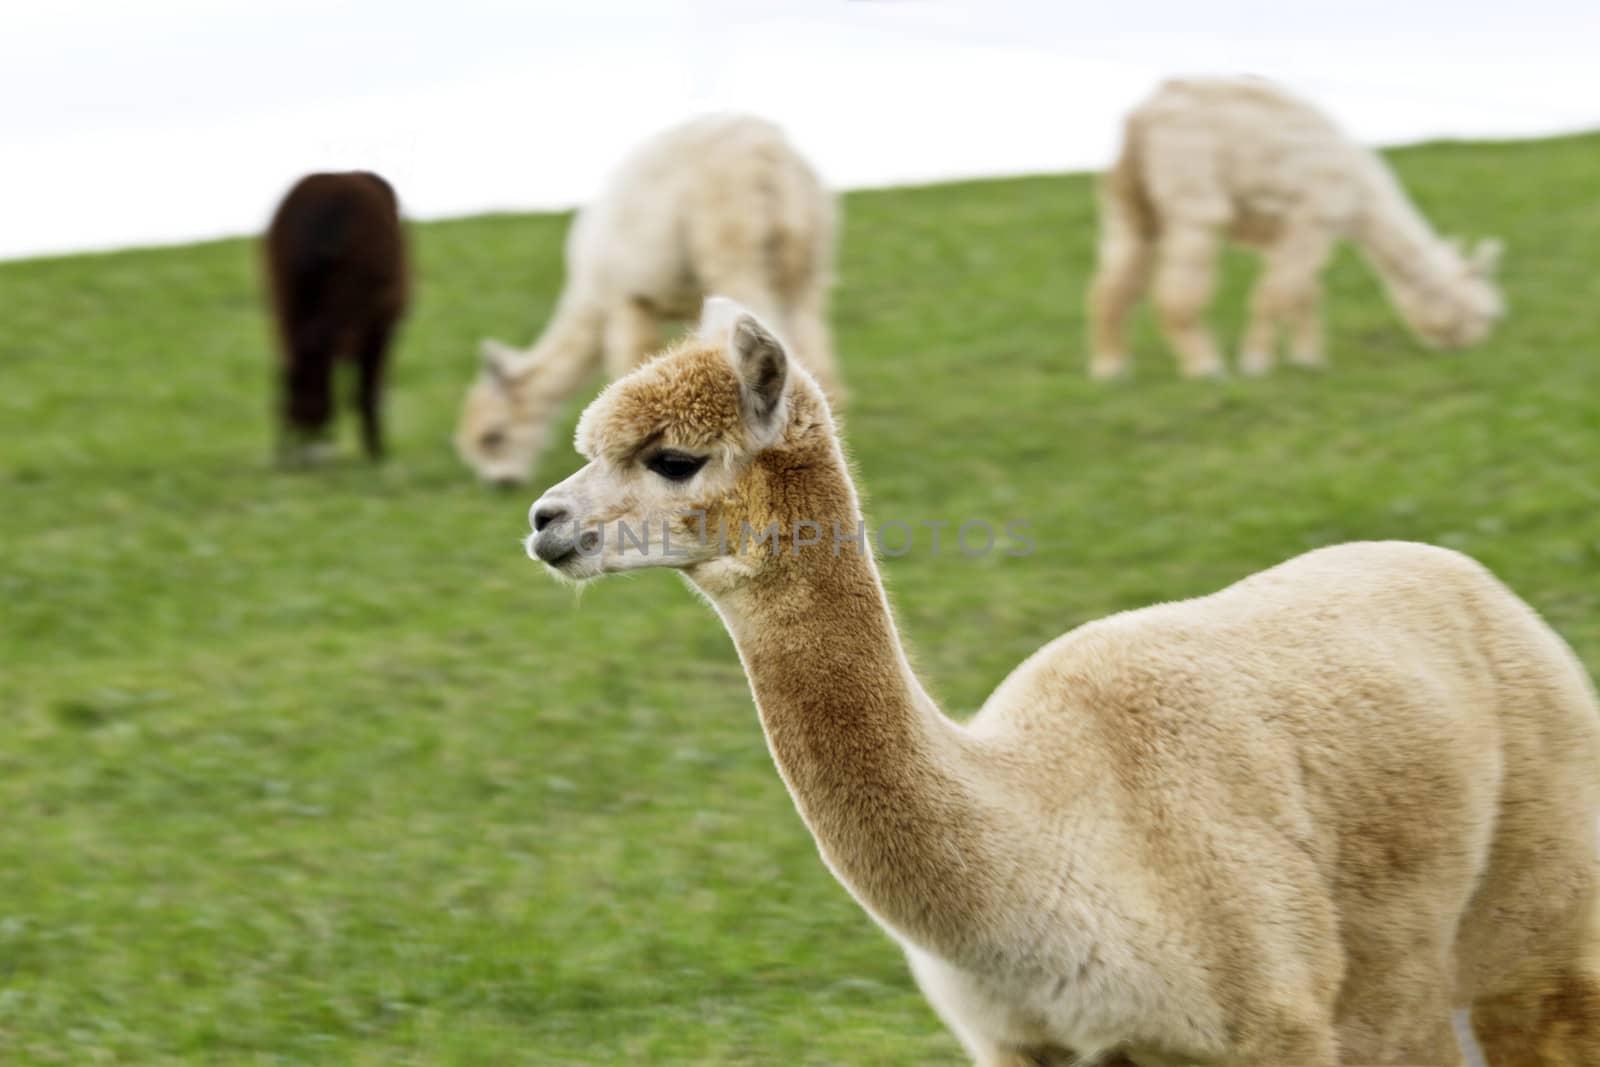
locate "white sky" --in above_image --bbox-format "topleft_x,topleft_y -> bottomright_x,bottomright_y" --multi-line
2,0 -> 1597,260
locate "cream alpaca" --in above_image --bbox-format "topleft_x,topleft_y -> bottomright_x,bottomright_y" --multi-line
526,299 -> 1598,1065
456,114 -> 839,485
1088,77 -> 1506,379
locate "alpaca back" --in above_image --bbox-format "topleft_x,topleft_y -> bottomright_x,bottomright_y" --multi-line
1116,77 -> 1375,239
682,116 -> 835,300
572,115 -> 833,314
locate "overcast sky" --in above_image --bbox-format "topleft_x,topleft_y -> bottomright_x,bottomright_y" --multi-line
3,0 -> 1597,260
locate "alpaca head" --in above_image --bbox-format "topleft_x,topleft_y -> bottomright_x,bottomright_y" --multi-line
525,298 -> 839,583
455,339 -> 562,487
1391,237 -> 1505,349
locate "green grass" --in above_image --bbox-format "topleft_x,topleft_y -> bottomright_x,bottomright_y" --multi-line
3,131 -> 1599,1065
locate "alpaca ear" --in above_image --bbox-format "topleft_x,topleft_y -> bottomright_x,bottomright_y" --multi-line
701,297 -> 788,438
480,338 -> 518,388
1470,238 -> 1504,276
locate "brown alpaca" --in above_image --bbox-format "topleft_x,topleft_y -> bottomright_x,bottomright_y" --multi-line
524,297 -> 1600,1065
264,171 -> 408,462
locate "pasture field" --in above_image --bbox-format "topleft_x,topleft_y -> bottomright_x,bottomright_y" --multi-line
2,132 -> 1598,1065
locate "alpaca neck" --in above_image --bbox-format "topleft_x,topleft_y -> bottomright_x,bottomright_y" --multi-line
521,293 -> 606,402
1351,157 -> 1452,309
689,458 -> 1001,956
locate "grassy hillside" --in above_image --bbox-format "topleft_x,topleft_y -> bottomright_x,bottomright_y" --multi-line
2,131 -> 1598,1065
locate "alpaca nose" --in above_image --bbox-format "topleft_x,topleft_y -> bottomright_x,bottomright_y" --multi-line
531,501 -> 568,533
528,497 -> 581,566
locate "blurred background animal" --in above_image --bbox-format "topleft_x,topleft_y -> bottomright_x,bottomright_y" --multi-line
456,113 -> 839,486
1088,77 -> 1505,380
264,170 -> 409,463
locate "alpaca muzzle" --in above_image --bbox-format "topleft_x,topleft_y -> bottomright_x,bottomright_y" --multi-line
528,499 -> 573,563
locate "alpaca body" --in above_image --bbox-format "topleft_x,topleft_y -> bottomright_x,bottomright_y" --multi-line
527,300 -> 1599,1065
894,541 -> 1599,1063
716,531 -> 1599,1065
264,171 -> 407,461
1088,77 -> 1503,380
565,115 -> 829,323
456,114 -> 838,484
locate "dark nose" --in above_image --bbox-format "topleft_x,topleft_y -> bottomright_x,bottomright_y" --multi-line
532,503 -> 568,532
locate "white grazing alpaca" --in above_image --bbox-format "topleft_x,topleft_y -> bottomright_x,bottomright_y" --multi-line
1088,77 -> 1506,380
524,297 -> 1600,1066
456,114 -> 840,485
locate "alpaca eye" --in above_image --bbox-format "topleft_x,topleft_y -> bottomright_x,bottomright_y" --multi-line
646,450 -> 708,482
480,428 -> 507,450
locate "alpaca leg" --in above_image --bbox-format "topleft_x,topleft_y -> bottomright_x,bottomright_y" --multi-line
1474,971 -> 1600,1066
601,298 -> 660,380
1286,280 -> 1329,369
1464,776 -> 1600,1066
781,283 -> 845,405
1338,995 -> 1464,1065
1238,267 -> 1286,377
1087,200 -> 1153,380
1240,225 -> 1336,376
1330,922 -> 1466,1064
973,1045 -> 1139,1066
279,317 -> 338,465
353,320 -> 394,461
1151,223 -> 1225,378
1230,998 -> 1342,1066
976,1052 -> 1037,1067
1541,970 -> 1600,1064
1282,226 -> 1335,369
1473,988 -> 1543,1067
1235,1020 -> 1340,1066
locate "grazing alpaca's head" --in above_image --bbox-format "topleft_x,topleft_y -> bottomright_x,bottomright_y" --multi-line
1386,236 -> 1505,349
455,339 -> 568,487
527,298 -> 838,582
